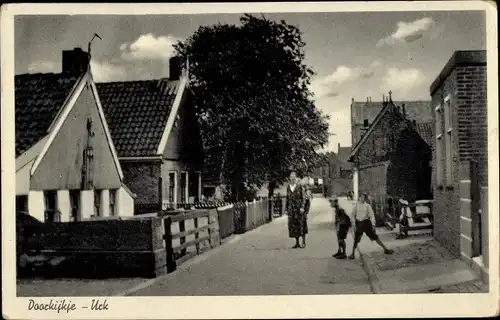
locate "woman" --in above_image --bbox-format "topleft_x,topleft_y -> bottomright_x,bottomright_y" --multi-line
286,171 -> 307,248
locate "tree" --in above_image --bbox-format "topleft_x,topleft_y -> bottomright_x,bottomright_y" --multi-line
174,14 -> 330,201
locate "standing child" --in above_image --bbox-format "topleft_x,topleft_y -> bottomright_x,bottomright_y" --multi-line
332,199 -> 352,259
348,193 -> 394,259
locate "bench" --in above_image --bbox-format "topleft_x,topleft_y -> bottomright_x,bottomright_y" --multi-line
396,199 -> 433,238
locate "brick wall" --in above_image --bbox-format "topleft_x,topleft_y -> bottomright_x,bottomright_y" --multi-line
431,68 -> 461,257
430,51 -> 487,257
456,65 -> 488,185
121,161 -> 162,205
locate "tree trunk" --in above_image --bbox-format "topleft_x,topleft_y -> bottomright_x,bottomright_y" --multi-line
268,180 -> 276,198
230,142 -> 246,202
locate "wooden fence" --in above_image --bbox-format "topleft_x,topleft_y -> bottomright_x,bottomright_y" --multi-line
17,199 -> 273,279
215,205 -> 236,240
164,209 -> 220,272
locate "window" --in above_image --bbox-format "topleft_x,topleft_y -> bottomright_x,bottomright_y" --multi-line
69,190 -> 81,222
435,104 -> 444,185
168,172 -> 176,203
109,189 -> 117,216
16,195 -> 28,213
94,189 -> 102,217
180,172 -> 188,203
44,190 -> 57,222
444,97 -> 453,185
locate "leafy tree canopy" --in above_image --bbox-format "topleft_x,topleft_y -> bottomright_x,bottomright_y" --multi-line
174,14 -> 330,200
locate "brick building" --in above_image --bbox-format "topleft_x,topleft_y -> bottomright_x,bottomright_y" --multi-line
350,97 -> 432,200
351,97 -> 432,147
314,146 -> 353,198
97,55 -> 204,212
429,50 -> 488,277
349,96 -> 433,225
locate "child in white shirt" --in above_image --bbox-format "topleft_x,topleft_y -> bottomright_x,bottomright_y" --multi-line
348,193 -> 394,259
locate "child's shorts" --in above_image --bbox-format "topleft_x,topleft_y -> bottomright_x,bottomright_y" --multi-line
337,224 -> 349,240
354,219 -> 379,243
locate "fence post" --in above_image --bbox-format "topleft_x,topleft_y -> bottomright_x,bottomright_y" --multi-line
194,216 -> 200,254
164,216 -> 176,273
179,219 -> 186,257
470,160 -> 481,258
268,198 -> 273,222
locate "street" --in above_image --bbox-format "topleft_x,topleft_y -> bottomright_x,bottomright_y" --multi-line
129,196 -> 372,296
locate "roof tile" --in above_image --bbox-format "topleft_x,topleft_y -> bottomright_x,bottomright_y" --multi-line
97,79 -> 180,157
415,122 -> 433,147
15,73 -> 81,157
352,100 -> 432,125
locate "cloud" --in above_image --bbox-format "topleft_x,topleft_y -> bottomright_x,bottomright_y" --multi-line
361,71 -> 375,79
90,61 -> 127,82
323,66 -> 360,84
311,66 -> 361,99
27,60 -> 58,73
325,92 -> 340,98
377,17 -> 435,47
369,60 -> 381,68
120,33 -> 180,61
382,67 -> 426,96
310,61 -> 382,99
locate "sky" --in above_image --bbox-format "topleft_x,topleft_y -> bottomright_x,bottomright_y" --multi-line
14,11 -> 486,152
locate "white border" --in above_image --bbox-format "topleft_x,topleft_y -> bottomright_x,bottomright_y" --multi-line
2,2 -> 499,319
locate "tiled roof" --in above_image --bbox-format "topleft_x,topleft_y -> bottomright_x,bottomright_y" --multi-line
15,73 -> 81,157
415,122 -> 433,147
97,79 -> 180,157
352,100 -> 432,125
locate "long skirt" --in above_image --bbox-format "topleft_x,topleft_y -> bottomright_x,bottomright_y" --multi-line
288,212 -> 308,238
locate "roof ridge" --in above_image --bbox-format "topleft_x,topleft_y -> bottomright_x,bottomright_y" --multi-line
96,78 -> 178,85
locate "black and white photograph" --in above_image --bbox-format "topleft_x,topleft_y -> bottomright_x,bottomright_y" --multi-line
1,1 -> 498,319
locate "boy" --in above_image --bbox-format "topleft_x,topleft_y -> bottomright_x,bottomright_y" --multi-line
332,198 -> 352,259
348,193 -> 394,259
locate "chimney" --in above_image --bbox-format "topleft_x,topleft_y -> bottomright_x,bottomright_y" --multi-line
338,143 -> 340,152
62,48 -> 90,75
402,103 -> 406,118
169,56 -> 182,80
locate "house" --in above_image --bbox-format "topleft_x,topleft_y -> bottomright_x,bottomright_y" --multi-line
348,94 -> 433,225
429,50 -> 488,279
96,55 -> 204,211
317,146 -> 353,197
15,48 -> 135,222
350,97 -> 433,200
